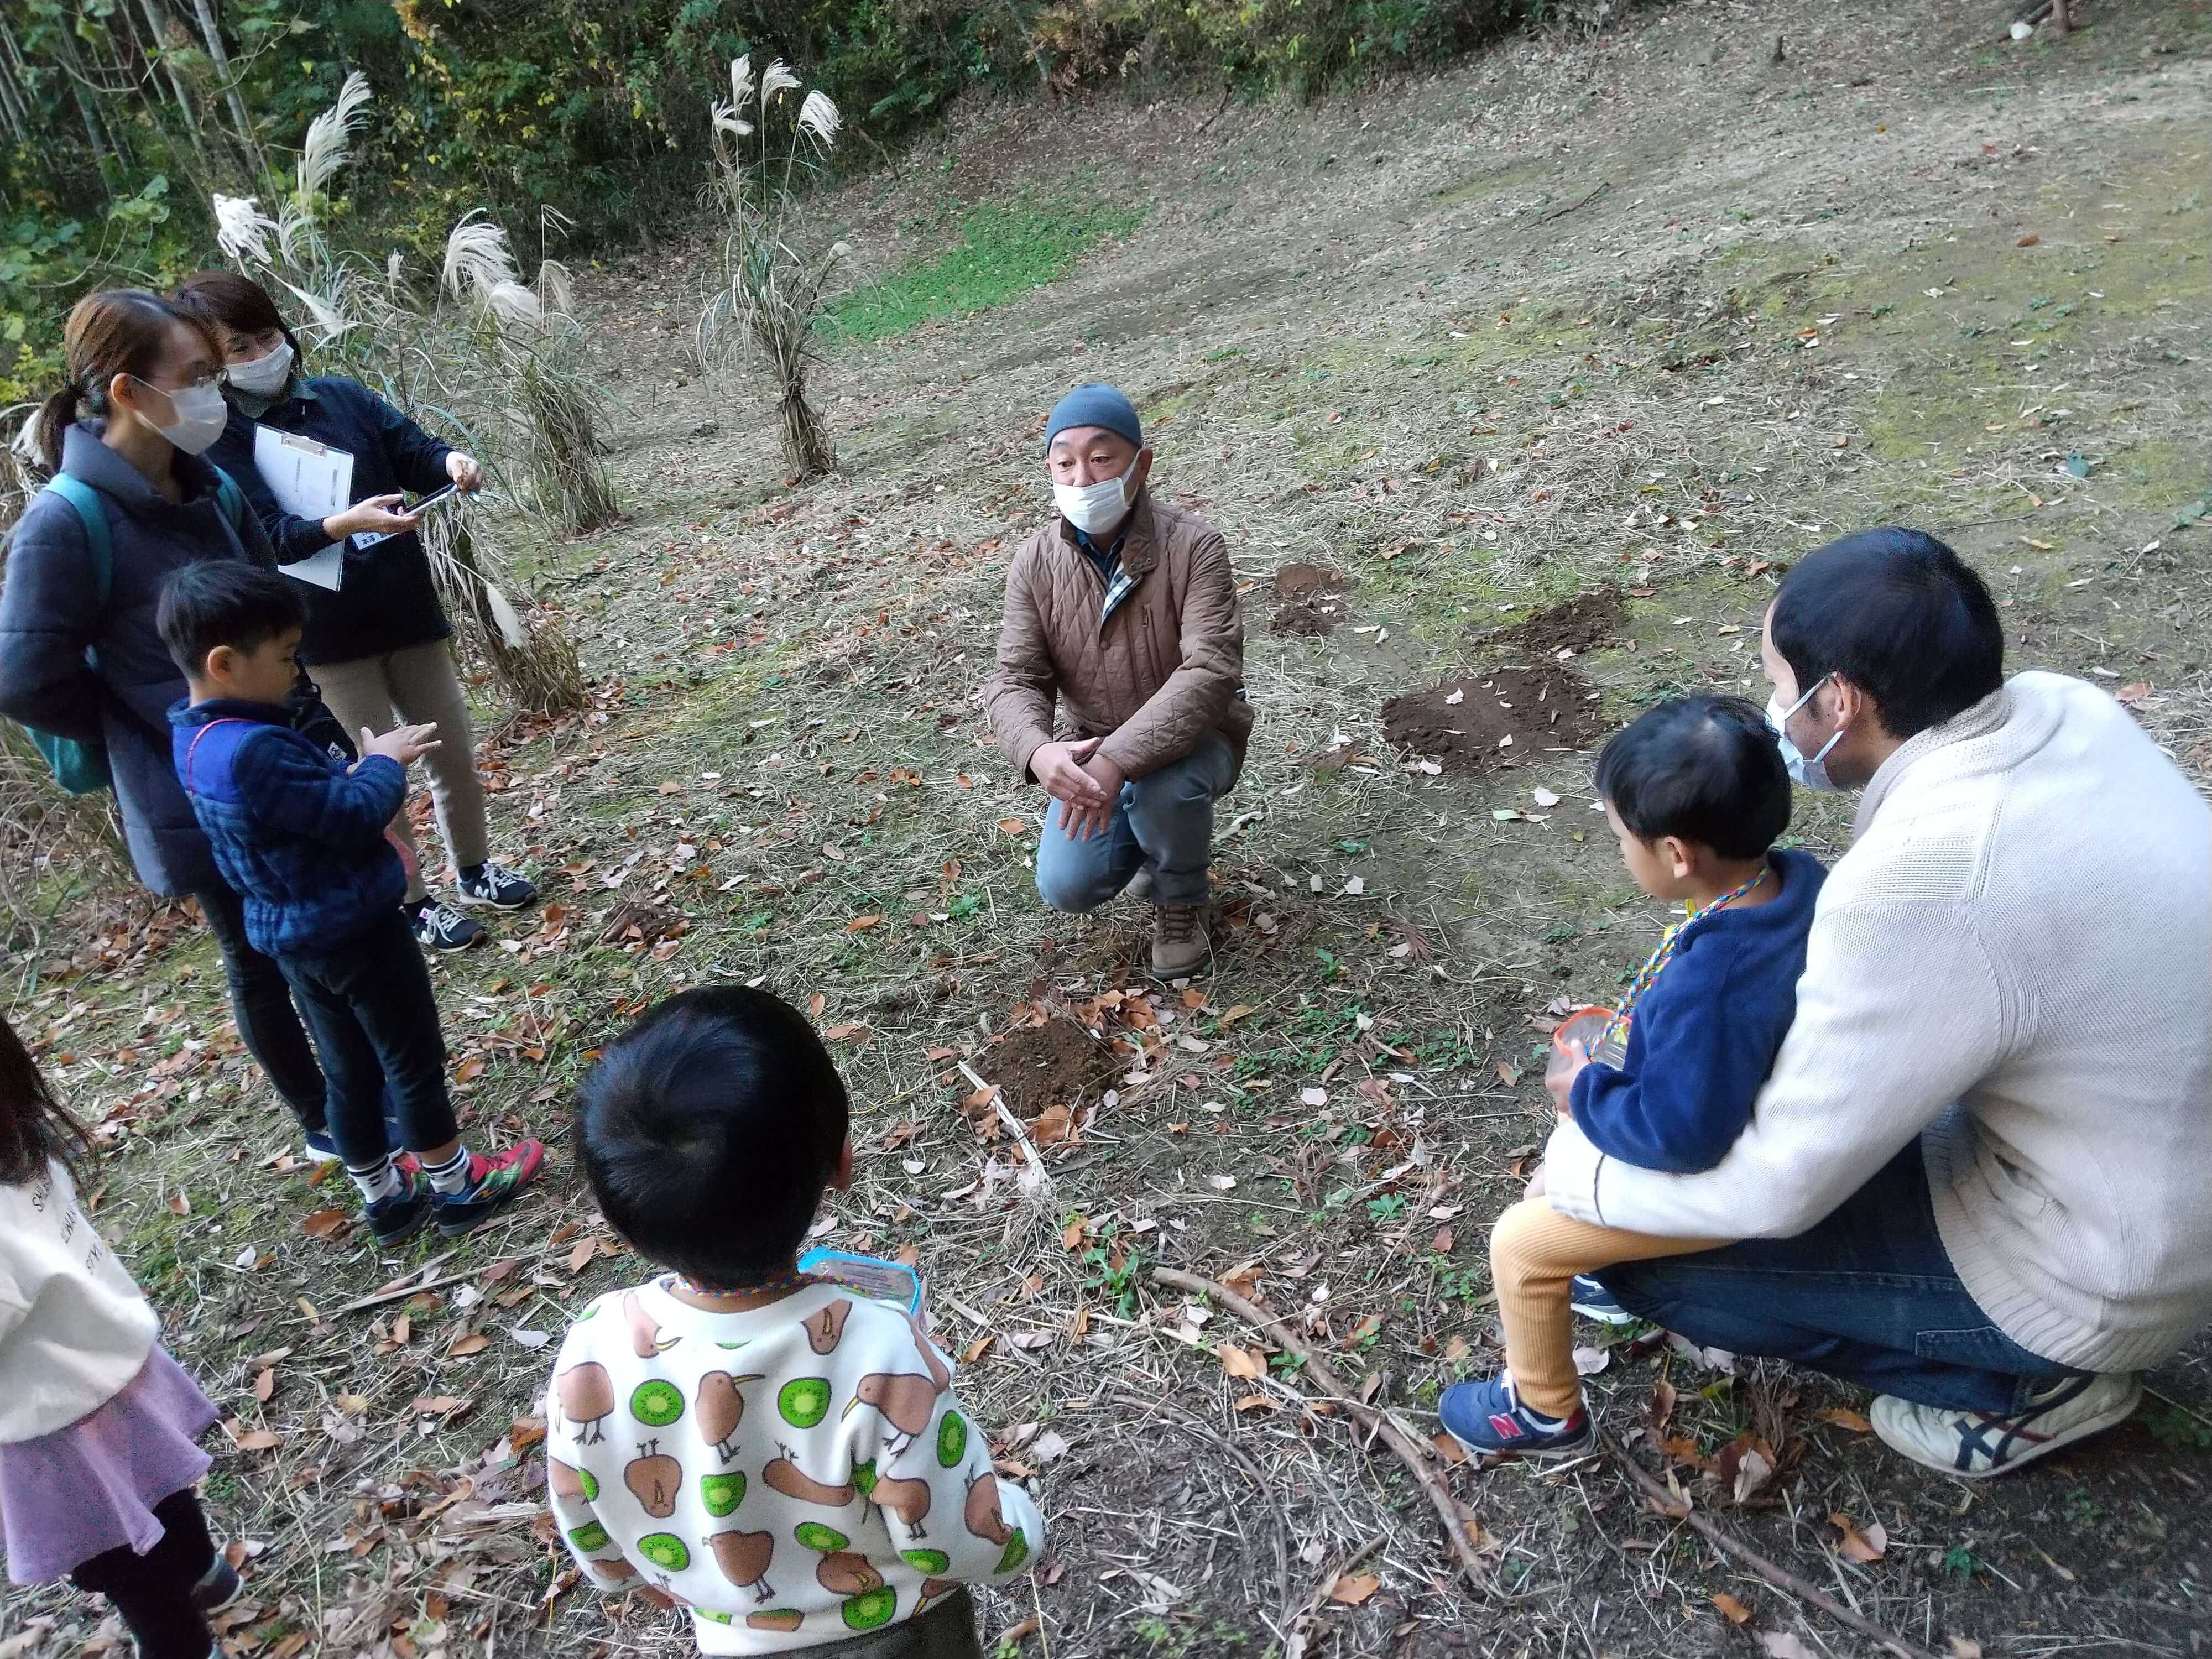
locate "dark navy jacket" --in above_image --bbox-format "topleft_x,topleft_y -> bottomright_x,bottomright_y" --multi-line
169,697 -> 408,957
1569,848 -> 1828,1174
208,375 -> 453,667
0,424 -> 278,896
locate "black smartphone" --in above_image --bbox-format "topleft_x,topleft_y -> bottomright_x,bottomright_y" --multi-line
404,483 -> 460,515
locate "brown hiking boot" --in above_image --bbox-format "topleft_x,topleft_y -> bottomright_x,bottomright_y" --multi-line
1151,901 -> 1209,978
1123,865 -> 1155,902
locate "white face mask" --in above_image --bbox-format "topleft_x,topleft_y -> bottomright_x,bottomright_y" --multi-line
1053,453 -> 1141,536
1766,674 -> 1846,792
137,378 -> 229,456
225,341 -> 294,398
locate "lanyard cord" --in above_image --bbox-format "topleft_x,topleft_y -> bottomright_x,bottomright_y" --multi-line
1601,863 -> 1770,1052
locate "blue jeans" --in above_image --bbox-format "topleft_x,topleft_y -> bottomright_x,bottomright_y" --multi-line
1034,732 -> 1237,912
1597,1140 -> 2083,1414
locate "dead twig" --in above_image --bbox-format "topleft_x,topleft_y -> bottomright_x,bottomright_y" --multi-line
1194,84 -> 1235,137
1278,1530 -> 1386,1658
1601,1430 -> 1944,1659
1535,181 -> 1610,224
1151,1264 -> 1490,1594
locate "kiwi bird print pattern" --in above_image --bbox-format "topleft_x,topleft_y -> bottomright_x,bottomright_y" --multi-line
543,1276 -> 1044,1653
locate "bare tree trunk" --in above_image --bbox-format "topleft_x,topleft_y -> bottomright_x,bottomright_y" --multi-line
185,0 -> 260,168
135,0 -> 205,144
2047,0 -> 2071,33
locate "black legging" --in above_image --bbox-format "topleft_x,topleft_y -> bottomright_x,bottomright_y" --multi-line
192,881 -> 327,1136
70,1489 -> 217,1659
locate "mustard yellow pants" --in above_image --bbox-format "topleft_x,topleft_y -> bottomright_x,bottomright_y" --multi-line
1491,1194 -> 1728,1418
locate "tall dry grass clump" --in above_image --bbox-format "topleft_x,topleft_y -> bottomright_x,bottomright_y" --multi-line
696,56 -> 849,481
416,495 -> 584,716
442,210 -> 620,535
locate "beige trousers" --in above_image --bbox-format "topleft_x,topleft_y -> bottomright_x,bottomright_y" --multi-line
1491,1194 -> 1728,1418
312,640 -> 489,903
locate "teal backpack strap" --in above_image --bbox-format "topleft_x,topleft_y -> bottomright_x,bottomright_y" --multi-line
211,465 -> 246,533
41,474 -> 112,612
17,476 -> 116,796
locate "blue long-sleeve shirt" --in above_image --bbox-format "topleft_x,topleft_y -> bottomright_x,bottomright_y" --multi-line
169,696 -> 407,957
1569,847 -> 1827,1174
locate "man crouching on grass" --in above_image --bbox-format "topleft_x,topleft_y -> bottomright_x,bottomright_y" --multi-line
984,384 -> 1253,978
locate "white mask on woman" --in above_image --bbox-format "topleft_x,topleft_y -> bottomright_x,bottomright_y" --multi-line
225,341 -> 294,398
137,378 -> 230,456
1053,455 -> 1141,536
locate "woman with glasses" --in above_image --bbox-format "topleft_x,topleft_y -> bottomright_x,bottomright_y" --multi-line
0,289 -> 347,1160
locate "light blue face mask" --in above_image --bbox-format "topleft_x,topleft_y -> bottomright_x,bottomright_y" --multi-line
1766,674 -> 1845,791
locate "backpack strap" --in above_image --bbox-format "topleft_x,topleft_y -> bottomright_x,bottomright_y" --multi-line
211,466 -> 247,534
41,475 -> 112,613
183,716 -> 251,796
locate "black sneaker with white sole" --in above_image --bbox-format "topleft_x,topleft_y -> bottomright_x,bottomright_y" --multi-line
409,898 -> 484,951
456,860 -> 536,910
1569,1273 -> 1639,1326
193,1557 -> 243,1613
363,1168 -> 432,1248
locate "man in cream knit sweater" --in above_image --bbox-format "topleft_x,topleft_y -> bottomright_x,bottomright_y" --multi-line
1547,529 -> 2212,1478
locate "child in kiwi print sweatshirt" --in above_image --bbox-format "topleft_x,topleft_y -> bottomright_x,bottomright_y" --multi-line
548,987 -> 1043,1655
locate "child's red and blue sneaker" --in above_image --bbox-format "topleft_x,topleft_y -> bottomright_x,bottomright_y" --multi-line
432,1140 -> 547,1236
1439,1371 -> 1594,1458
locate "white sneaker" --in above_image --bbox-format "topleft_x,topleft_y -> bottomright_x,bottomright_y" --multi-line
1870,1371 -> 2141,1479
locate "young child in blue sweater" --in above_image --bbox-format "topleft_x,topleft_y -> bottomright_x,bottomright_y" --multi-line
159,561 -> 544,1246
1441,694 -> 1827,1456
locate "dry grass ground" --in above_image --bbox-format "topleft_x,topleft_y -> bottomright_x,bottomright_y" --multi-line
6,1 -> 2212,1655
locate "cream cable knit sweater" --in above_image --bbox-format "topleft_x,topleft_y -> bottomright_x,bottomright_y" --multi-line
1544,671 -> 2212,1375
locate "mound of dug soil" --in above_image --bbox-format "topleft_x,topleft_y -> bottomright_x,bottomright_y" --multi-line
1380,661 -> 1601,778
1270,562 -> 1350,635
979,1018 -> 1119,1120
1484,588 -> 1626,659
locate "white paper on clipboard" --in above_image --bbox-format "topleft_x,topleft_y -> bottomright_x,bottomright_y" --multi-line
252,426 -> 354,592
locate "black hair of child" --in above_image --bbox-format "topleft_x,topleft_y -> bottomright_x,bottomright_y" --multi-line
156,560 -> 306,681
1771,527 -> 2003,739
576,985 -> 850,1290
0,1014 -> 92,1185
1594,693 -> 1791,862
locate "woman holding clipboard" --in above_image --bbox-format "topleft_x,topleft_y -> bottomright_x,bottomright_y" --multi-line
173,272 -> 535,952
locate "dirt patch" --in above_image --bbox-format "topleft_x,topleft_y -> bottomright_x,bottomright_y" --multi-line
1269,562 -> 1352,635
1482,588 -> 1627,659
979,1017 -> 1119,1120
1380,661 -> 1601,776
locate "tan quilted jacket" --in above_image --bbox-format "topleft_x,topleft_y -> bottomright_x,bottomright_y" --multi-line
985,491 -> 1253,785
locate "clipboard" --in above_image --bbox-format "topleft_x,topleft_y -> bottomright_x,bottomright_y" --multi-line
252,426 -> 354,592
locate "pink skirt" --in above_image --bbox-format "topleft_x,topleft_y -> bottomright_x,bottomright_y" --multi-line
0,1347 -> 219,1583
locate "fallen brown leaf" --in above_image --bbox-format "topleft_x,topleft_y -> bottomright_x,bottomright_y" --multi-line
1327,1572 -> 1380,1606
1219,1343 -> 1267,1382
1815,1406 -> 1873,1434
1712,1593 -> 1752,1624
1828,1512 -> 1887,1563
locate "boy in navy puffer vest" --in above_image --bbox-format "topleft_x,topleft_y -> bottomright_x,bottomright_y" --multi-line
159,562 -> 545,1245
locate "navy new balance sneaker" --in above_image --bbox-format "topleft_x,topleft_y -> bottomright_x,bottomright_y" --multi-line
1439,1372 -> 1594,1458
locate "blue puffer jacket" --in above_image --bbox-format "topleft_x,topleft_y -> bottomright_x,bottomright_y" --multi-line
0,424 -> 278,896
169,697 -> 408,957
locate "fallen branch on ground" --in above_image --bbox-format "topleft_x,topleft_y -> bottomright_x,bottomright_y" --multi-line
1151,1264 -> 1489,1593
1602,1430 -> 1945,1659
1535,181 -> 1610,223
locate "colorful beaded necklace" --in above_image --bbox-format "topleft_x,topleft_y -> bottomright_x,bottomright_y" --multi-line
1600,863 -> 1771,1052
